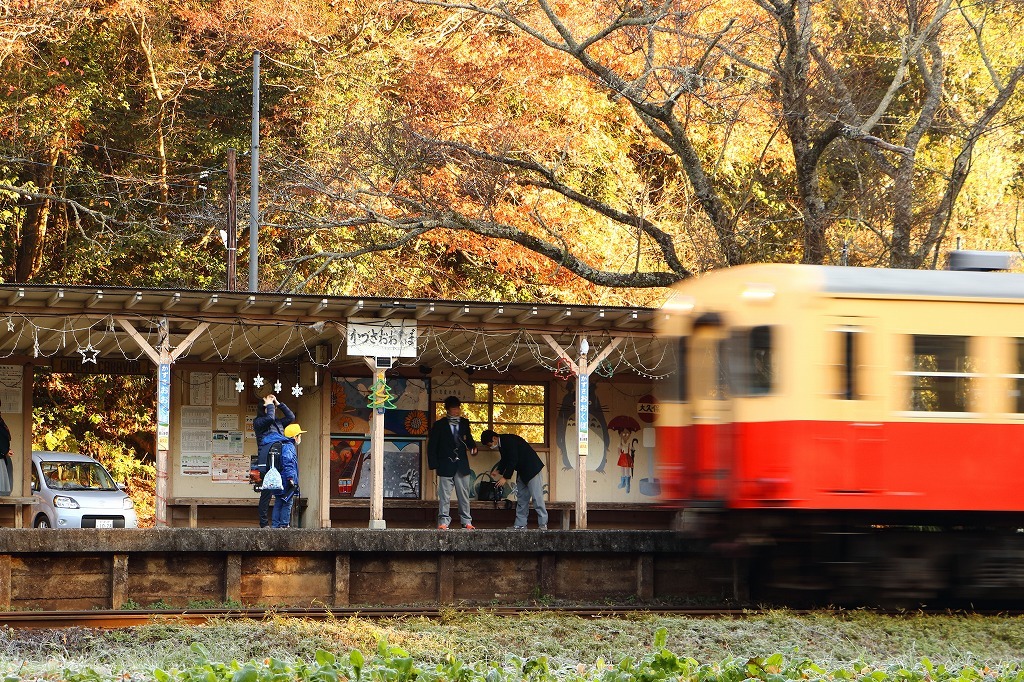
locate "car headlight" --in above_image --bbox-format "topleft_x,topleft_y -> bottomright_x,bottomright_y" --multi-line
123,497 -> 134,510
53,495 -> 80,509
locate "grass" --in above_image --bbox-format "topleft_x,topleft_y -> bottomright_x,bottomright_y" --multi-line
0,611 -> 1023,679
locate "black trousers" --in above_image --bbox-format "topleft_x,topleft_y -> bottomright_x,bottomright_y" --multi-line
258,489 -> 274,527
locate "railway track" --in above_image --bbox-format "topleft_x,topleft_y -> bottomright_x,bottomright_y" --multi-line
0,606 -> 759,628
2,604 -> 1019,629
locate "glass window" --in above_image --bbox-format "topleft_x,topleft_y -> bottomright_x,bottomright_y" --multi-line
908,335 -> 975,412
727,326 -> 774,396
835,330 -> 859,400
434,381 -> 547,444
749,326 -> 773,395
1015,339 -> 1024,413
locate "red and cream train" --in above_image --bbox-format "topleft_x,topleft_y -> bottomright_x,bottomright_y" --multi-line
655,255 -> 1024,604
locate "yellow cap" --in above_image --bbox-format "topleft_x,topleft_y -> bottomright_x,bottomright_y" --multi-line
284,424 -> 307,438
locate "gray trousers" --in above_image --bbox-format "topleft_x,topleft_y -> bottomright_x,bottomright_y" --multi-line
514,472 -> 548,528
437,472 -> 473,527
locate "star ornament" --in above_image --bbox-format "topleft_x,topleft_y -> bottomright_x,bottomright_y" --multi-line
78,343 -> 100,364
291,384 -> 304,397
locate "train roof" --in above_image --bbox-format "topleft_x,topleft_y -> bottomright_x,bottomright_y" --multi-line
673,263 -> 1024,301
819,265 -> 1024,299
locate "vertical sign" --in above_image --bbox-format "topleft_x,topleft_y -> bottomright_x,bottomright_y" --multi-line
157,363 -> 171,450
577,373 -> 589,456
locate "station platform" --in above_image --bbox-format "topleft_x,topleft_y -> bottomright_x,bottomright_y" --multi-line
0,528 -> 730,610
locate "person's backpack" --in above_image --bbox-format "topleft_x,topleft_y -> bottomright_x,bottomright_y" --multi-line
249,441 -> 283,491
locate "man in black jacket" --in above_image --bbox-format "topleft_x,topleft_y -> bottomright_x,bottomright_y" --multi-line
481,429 -> 548,530
427,396 -> 478,529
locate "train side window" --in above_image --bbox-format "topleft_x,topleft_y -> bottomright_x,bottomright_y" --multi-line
836,330 -> 859,400
1015,339 -> 1024,413
908,335 -> 975,412
749,326 -> 773,395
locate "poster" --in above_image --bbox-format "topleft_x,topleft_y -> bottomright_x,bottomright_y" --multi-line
211,453 -> 249,482
216,413 -> 239,430
212,430 -> 244,455
181,406 -> 212,429
180,453 -> 212,476
245,405 -> 257,439
331,437 -> 421,499
216,373 -> 239,406
189,371 -> 212,406
0,365 -> 22,413
180,428 -> 212,453
330,377 -> 429,436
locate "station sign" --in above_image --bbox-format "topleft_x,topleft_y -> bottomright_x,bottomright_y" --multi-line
346,318 -> 417,358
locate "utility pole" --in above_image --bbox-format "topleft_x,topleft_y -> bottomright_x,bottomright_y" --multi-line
249,51 -> 260,292
226,148 -> 237,291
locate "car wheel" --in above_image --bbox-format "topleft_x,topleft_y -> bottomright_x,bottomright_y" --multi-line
33,514 -> 51,529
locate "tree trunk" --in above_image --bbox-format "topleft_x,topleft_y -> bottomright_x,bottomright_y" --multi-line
14,147 -> 59,282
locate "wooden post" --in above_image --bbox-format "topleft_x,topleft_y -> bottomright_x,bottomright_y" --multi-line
333,553 -> 350,606
111,554 -> 129,609
576,337 -> 589,529
364,359 -> 387,529
318,370 -> 332,528
225,553 -> 242,604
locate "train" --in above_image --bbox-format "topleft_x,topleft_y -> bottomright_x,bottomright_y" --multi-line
655,253 -> 1024,606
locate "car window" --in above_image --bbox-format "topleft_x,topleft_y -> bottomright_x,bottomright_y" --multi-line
40,462 -> 118,492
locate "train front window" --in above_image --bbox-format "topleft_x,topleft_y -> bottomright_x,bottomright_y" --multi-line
727,326 -> 774,396
908,335 -> 975,412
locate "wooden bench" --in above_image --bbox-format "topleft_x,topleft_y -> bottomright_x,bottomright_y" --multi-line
169,497 -> 308,528
0,497 -> 36,528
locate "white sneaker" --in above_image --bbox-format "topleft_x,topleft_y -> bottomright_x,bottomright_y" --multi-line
538,525 -> 548,530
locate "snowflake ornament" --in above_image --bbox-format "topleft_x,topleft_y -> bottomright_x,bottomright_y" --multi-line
6,318 -> 13,332
252,374 -> 265,389
274,380 -> 282,393
291,383 -> 304,397
235,377 -> 245,392
78,343 -> 99,364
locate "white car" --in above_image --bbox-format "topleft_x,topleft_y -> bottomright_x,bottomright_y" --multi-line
30,451 -> 138,528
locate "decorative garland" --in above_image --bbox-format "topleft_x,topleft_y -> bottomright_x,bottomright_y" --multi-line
366,378 -> 396,409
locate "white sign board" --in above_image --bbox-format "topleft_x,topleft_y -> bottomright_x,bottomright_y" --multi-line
0,365 -> 22,414
346,318 -> 417,358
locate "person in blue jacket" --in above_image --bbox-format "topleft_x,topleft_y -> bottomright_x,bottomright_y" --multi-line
264,423 -> 304,528
253,394 -> 295,527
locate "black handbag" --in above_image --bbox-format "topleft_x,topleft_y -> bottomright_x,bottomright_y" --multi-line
477,480 -> 503,506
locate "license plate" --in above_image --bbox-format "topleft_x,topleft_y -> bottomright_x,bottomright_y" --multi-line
95,519 -> 114,529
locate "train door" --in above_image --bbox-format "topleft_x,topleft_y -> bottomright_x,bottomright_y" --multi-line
821,319 -> 883,495
688,314 -> 733,505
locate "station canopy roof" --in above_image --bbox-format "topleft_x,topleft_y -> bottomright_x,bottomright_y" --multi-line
0,285 -> 674,379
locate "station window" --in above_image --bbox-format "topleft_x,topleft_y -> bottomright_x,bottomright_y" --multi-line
908,335 -> 975,412
434,382 -> 547,445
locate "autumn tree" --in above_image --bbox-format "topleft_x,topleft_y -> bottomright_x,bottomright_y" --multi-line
270,0 -> 1024,285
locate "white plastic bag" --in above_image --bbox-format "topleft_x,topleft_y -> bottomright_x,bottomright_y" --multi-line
262,466 -> 284,492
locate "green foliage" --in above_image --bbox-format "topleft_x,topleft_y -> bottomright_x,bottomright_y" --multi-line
31,632 -> 1024,682
32,371 -> 157,525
